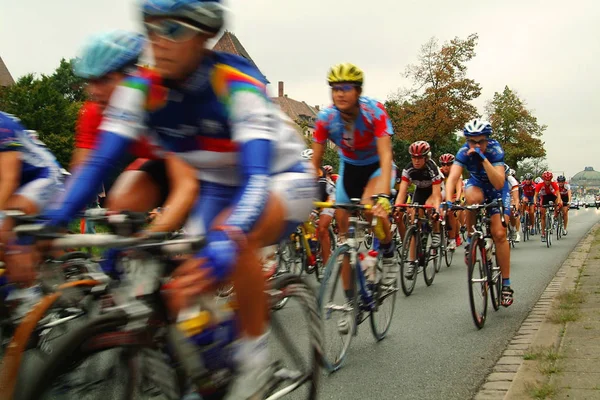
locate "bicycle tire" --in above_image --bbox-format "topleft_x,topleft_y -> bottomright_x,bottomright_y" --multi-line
523,213 -> 529,241
467,234 -> 488,329
546,214 -> 552,247
422,232 -> 436,287
556,213 -> 562,241
400,226 -> 418,296
266,274 -> 322,400
489,257 -> 503,312
369,255 -> 397,341
317,244 -> 356,373
435,226 -> 444,273
316,227 -> 337,283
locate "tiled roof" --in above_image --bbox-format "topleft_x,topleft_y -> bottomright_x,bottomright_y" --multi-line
212,31 -> 269,83
272,96 -> 319,127
0,56 -> 14,87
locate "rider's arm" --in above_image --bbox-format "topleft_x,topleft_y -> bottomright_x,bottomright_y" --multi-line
396,179 -> 409,205
445,164 -> 463,203
567,189 -> 572,204
455,178 -> 463,202
373,103 -> 394,195
312,114 -> 328,177
145,153 -> 199,233
554,183 -> 563,205
431,183 -> 442,210
71,101 -> 102,170
42,80 -> 146,226
0,151 -> 21,209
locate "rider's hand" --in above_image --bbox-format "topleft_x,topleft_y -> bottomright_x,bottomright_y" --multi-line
467,147 -> 487,161
375,195 -> 392,215
165,258 -> 216,313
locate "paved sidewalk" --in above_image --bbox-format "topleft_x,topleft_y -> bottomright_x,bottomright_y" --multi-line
475,223 -> 600,400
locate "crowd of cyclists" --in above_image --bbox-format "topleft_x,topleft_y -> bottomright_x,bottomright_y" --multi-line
0,0 -> 581,398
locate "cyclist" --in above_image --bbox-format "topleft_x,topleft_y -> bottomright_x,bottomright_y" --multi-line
533,171 -> 563,242
304,148 -> 336,267
10,2 -> 316,397
445,119 -> 514,307
71,31 -> 199,235
0,112 -> 64,282
506,166 -> 521,242
521,173 -> 536,234
557,175 -> 571,235
439,153 -> 462,250
312,62 -> 397,287
396,141 -> 443,278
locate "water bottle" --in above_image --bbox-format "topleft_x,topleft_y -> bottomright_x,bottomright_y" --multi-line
484,238 -> 493,262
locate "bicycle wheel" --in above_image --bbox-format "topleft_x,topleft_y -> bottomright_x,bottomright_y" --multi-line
266,274 -> 322,400
489,255 -> 503,312
317,244 -> 357,373
422,232 -> 437,287
522,212 -> 529,242
400,226 -> 418,296
556,214 -> 562,241
435,226 -> 445,273
20,310 -> 185,400
316,226 -> 337,283
545,214 -> 552,247
467,233 -> 488,329
369,255 -> 398,341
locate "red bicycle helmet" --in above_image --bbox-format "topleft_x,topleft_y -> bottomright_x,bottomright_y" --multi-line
323,165 -> 333,174
542,171 -> 553,181
409,141 -> 430,157
439,153 -> 455,164
331,174 -> 339,183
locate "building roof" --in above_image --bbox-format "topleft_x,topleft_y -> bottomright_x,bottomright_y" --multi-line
0,56 -> 14,87
212,31 -> 269,83
571,167 -> 600,184
272,96 -> 319,126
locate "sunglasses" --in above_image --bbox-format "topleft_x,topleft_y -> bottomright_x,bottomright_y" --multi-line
411,155 -> 425,160
331,84 -> 358,92
467,138 -> 488,146
144,19 -> 202,42
440,162 -> 452,167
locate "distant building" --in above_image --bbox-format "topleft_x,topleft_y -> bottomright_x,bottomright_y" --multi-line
271,81 -> 320,137
0,55 -> 15,87
570,166 -> 600,195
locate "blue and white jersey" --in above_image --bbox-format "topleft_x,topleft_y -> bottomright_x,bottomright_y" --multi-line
454,139 -> 505,185
0,112 -> 62,184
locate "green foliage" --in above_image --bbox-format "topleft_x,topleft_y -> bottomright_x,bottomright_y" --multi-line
0,59 -> 86,167
387,33 -> 481,149
298,119 -> 340,173
486,86 -> 547,168
517,157 -> 549,178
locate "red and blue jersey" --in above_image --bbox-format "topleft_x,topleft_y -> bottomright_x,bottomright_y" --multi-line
313,97 -> 394,166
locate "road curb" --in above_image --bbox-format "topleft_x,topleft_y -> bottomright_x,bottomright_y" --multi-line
473,223 -> 599,400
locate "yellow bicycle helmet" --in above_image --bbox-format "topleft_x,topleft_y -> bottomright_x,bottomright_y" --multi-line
327,63 -> 364,86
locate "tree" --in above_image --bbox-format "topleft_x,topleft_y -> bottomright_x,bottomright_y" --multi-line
387,34 -> 482,154
486,86 -> 546,168
0,59 -> 86,167
296,118 -> 340,173
517,157 -> 549,178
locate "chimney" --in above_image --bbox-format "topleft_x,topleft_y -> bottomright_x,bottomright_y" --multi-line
315,105 -> 320,111
278,81 -> 284,97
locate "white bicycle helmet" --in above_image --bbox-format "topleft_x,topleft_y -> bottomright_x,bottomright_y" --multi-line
301,149 -> 313,160
463,119 -> 493,137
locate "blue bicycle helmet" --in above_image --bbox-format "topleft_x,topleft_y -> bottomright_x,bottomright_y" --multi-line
463,119 -> 493,137
73,30 -> 145,79
141,0 -> 225,35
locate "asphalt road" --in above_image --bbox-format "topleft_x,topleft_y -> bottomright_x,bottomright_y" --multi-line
289,207 -> 600,400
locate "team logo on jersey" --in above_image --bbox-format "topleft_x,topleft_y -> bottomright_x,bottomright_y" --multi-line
155,124 -> 198,138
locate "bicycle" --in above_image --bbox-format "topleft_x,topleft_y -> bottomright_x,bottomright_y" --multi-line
542,202 -> 555,247
439,206 -> 456,269
315,200 -> 398,372
555,206 -> 564,241
4,210 -> 322,400
521,202 -> 532,242
453,199 -> 506,329
396,203 -> 441,297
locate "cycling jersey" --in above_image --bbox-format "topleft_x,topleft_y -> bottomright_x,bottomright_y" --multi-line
313,97 -> 394,166
454,140 -> 504,184
0,112 -> 63,209
522,182 -> 536,198
558,183 -> 571,196
535,182 -> 560,197
507,176 -> 519,191
76,100 -> 164,160
44,51 -> 312,235
0,112 -> 62,185
401,160 -> 443,189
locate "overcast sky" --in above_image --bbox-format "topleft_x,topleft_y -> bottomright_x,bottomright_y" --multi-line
1,0 -> 599,178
